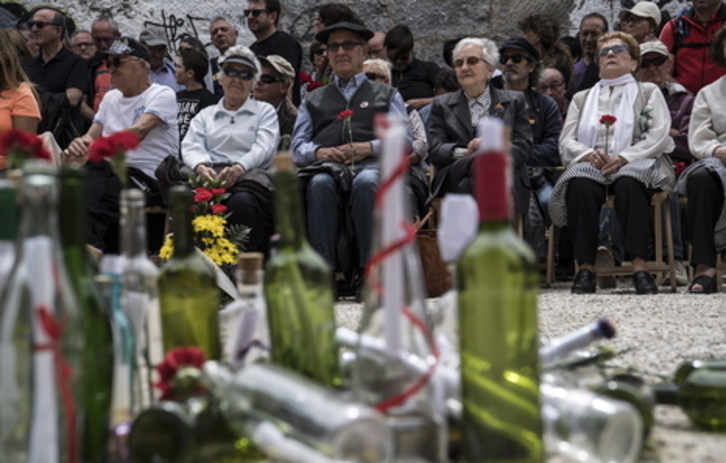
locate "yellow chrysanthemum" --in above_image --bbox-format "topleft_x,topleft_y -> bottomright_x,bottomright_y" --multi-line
159,234 -> 174,259
193,214 -> 225,237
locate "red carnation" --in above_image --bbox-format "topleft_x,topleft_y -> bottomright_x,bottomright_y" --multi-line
89,130 -> 140,163
211,188 -> 226,196
307,80 -> 323,91
211,204 -> 228,214
599,115 -> 617,127
0,130 -> 51,169
154,347 -> 206,401
337,109 -> 354,120
674,162 -> 687,177
298,71 -> 312,84
194,189 -> 214,203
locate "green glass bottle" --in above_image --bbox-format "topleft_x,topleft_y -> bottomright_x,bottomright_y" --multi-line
596,374 -> 654,438
0,180 -> 18,294
456,118 -> 544,462
0,161 -> 85,463
653,362 -> 726,430
59,166 -> 114,463
159,186 -> 221,360
264,153 -> 340,387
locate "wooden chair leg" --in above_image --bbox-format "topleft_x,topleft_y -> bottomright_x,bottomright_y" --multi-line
663,196 -> 676,292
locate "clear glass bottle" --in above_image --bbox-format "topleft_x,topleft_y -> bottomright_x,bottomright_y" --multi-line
159,186 -> 220,360
540,317 -> 617,366
121,188 -> 163,407
264,153 -> 340,387
219,252 -> 270,369
456,118 -> 543,462
0,161 -> 84,463
59,166 -> 114,463
202,361 -> 391,462
0,180 -> 18,294
353,117 -> 446,462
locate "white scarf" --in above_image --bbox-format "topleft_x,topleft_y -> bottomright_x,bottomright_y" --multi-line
577,73 -> 638,156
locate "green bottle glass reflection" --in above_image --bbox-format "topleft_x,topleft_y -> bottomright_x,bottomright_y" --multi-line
654,361 -> 726,430
159,186 -> 221,360
456,119 -> 543,462
0,180 -> 18,293
59,166 -> 114,463
264,153 -> 340,387
596,374 -> 654,438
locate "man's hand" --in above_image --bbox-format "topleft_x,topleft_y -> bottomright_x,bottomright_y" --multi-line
466,138 -> 480,155
405,97 -> 433,110
315,146 -> 347,163
408,152 -> 422,165
195,164 -> 217,182
63,134 -> 94,165
340,142 -> 372,165
601,155 -> 628,175
713,146 -> 726,165
218,164 -> 244,188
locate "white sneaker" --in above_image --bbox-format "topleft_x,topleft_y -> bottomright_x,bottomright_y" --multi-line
663,261 -> 688,286
595,246 -> 617,289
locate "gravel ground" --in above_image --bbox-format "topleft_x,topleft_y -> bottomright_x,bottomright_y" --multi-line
335,280 -> 726,463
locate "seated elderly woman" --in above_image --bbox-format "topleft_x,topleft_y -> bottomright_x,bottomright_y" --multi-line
428,37 -> 533,217
549,31 -> 675,295
182,45 -> 280,253
676,26 -> 726,294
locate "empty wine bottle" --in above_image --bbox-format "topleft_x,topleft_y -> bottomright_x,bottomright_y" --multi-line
159,186 -> 221,360
59,166 -> 114,463
0,162 -> 85,463
456,118 -> 543,462
540,317 -> 617,366
264,153 -> 339,386
653,362 -> 726,430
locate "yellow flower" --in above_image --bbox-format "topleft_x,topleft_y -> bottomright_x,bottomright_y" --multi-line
193,214 -> 225,237
159,234 -> 174,260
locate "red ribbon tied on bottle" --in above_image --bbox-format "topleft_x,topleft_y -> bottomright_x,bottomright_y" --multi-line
35,305 -> 77,463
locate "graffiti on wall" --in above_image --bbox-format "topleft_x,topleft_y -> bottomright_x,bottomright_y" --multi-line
143,9 -> 212,54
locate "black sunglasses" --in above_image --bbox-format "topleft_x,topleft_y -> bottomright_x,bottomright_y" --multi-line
244,9 -> 269,17
326,41 -> 364,52
223,67 -> 254,80
313,48 -> 326,56
259,73 -> 284,84
107,56 -> 141,68
28,20 -> 63,29
499,53 -> 528,65
640,56 -> 668,69
598,44 -> 630,58
365,72 -> 386,81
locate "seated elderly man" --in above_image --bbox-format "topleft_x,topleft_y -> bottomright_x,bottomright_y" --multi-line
66,37 -> 179,253
253,54 -> 298,141
291,21 -> 410,284
183,45 -> 280,254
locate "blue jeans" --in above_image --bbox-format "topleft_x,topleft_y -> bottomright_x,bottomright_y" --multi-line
305,162 -> 379,270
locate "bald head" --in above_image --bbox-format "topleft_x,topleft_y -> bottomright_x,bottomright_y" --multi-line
368,31 -> 386,59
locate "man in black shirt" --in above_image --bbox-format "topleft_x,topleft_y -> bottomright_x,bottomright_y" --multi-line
23,7 -> 87,147
246,0 -> 303,105
384,24 -> 440,110
175,49 -> 216,143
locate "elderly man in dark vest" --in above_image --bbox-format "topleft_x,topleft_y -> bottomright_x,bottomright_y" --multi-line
291,21 -> 410,283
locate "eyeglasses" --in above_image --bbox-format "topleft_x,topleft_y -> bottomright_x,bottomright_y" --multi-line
452,57 -> 485,68
598,44 -> 630,58
28,20 -> 63,29
313,48 -> 326,56
326,41 -> 364,52
537,81 -> 565,92
210,26 -> 230,35
244,9 -> 269,17
640,56 -> 668,69
94,36 -> 115,44
107,57 -> 142,68
223,67 -> 254,80
387,51 -> 411,63
73,42 -> 94,49
259,73 -> 284,84
499,53 -> 528,65
365,72 -> 386,81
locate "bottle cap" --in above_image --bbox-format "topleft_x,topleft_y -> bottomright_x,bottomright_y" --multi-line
274,152 -> 295,172
238,252 -> 264,285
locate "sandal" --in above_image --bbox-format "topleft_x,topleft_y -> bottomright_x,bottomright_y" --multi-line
688,274 -> 719,294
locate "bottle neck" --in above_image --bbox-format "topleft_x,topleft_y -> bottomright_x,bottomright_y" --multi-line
652,383 -> 680,405
59,170 -> 87,250
170,192 -> 196,258
474,152 -> 510,225
0,183 -> 18,242
20,172 -> 60,242
273,169 -> 306,249
121,189 -> 148,258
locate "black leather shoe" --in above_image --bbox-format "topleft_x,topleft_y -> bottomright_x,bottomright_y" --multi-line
633,271 -> 658,295
571,269 -> 597,294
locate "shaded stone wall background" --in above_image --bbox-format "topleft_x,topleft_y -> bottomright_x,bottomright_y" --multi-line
8,0 -> 692,67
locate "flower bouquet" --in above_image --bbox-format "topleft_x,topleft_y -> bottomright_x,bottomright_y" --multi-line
0,129 -> 52,171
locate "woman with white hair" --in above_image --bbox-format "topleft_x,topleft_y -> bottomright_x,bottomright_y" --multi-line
428,37 -> 533,215
182,44 -> 280,253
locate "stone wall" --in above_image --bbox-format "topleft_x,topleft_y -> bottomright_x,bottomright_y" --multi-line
7,0 -> 692,67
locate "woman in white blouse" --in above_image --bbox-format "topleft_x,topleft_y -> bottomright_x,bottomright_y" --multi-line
183,45 -> 280,253
677,26 -> 726,294
550,31 -> 674,295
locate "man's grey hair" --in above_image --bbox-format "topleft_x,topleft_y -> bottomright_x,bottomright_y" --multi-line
209,16 -> 237,32
219,45 -> 261,81
91,15 -> 120,35
453,37 -> 499,68
71,29 -> 91,42
363,58 -> 392,83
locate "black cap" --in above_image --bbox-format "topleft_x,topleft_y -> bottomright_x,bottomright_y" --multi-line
101,36 -> 151,62
315,21 -> 374,44
500,37 -> 540,62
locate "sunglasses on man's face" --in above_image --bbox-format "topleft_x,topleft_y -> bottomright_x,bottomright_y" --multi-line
244,9 -> 269,18
223,67 -> 254,80
640,56 -> 668,69
365,72 -> 386,81
28,20 -> 62,29
499,53 -> 528,65
326,41 -> 364,53
259,73 -> 284,84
